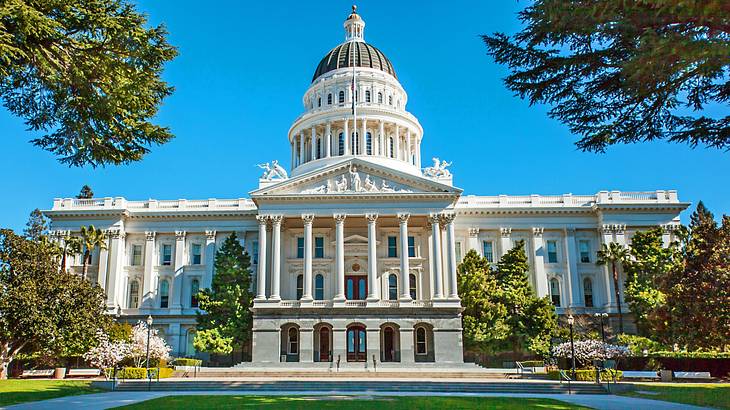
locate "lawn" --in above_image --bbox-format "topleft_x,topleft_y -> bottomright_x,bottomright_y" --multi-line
0,379 -> 103,407
114,395 -> 588,410
620,382 -> 730,409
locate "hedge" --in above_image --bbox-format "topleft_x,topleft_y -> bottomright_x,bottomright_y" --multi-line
519,360 -> 544,367
648,351 -> 730,359
547,369 -> 622,382
107,367 -> 174,379
172,358 -> 202,367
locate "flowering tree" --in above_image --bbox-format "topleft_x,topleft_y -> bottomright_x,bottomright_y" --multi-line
551,339 -> 630,367
128,321 -> 171,367
83,330 -> 131,378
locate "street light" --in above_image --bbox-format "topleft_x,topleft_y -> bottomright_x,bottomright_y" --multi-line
594,312 -> 608,345
567,314 -> 576,380
146,315 -> 153,391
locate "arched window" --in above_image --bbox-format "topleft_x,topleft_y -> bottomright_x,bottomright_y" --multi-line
296,274 -> 304,300
389,137 -> 395,158
377,92 -> 383,104
550,278 -> 561,306
128,280 -> 139,308
583,277 -> 594,307
388,95 -> 393,105
315,274 -> 324,300
338,133 -> 345,156
327,93 -> 332,105
287,327 -> 298,354
190,279 -> 200,308
317,97 -> 321,107
415,327 -> 427,355
365,90 -> 371,103
316,138 -> 322,159
366,132 -> 372,155
338,91 -> 345,104
409,273 -> 417,300
160,279 -> 170,308
388,274 -> 398,301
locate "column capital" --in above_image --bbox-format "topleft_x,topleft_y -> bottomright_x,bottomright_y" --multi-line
109,228 -> 124,240
428,213 -> 441,225
205,230 -> 216,241
175,230 -> 186,241
661,223 -> 679,233
256,214 -> 268,225
269,215 -> 283,225
468,227 -> 480,237
397,213 -> 410,224
565,226 -> 576,235
532,227 -> 544,237
500,227 -> 512,237
365,213 -> 378,223
440,212 -> 456,225
145,231 -> 156,241
334,213 -> 347,223
302,214 -> 315,224
613,224 -> 626,235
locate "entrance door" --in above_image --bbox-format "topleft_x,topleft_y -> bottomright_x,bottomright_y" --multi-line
319,327 -> 330,362
383,327 -> 395,362
347,325 -> 366,361
345,276 -> 367,300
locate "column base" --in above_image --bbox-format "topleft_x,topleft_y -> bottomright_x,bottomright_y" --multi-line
399,296 -> 413,303
366,296 -> 380,303
332,295 -> 346,302
268,295 -> 282,302
254,296 -> 267,301
300,297 -> 314,303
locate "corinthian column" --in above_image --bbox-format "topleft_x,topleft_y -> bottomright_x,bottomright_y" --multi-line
333,214 -> 346,301
325,121 -> 331,158
443,213 -> 459,300
255,215 -> 268,300
269,216 -> 283,301
366,213 -> 379,301
301,214 -> 315,301
398,213 -> 412,301
429,214 -> 443,299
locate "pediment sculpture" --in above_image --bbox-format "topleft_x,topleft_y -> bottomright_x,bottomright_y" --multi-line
258,160 -> 289,181
300,164 -> 413,194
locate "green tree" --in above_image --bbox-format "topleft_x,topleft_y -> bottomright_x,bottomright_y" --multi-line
0,0 -> 178,167
457,250 -> 508,354
0,229 -> 110,378
78,225 -> 107,278
483,1 -> 729,152
59,235 -> 82,274
23,208 -> 48,240
194,233 -> 254,355
76,185 -> 94,199
597,242 -> 630,333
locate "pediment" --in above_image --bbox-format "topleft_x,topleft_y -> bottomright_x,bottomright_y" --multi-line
344,234 -> 369,244
250,158 -> 461,199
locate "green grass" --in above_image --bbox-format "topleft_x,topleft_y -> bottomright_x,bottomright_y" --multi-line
0,379 -> 103,407
114,395 -> 588,410
620,382 -> 730,409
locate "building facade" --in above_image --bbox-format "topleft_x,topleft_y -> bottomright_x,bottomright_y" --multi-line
44,9 -> 688,365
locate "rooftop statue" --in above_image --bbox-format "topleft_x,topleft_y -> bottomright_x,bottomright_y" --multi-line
258,160 -> 289,180
423,157 -> 452,178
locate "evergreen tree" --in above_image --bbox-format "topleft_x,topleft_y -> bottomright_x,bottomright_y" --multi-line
76,185 -> 94,199
194,233 -> 254,355
23,208 -> 48,240
596,242 -> 631,333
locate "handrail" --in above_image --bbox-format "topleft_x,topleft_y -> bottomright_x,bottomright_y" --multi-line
372,354 -> 377,372
336,355 -> 341,372
558,370 -> 572,395
516,361 -> 524,375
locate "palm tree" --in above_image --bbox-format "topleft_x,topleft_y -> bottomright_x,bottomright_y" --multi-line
79,225 -> 108,278
60,235 -> 82,274
596,242 -> 631,333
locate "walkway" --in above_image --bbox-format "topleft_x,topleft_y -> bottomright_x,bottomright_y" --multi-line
4,390 -> 712,410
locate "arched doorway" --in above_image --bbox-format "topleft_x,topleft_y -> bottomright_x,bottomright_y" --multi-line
346,324 -> 366,362
280,324 -> 300,362
381,324 -> 400,362
313,323 -> 332,362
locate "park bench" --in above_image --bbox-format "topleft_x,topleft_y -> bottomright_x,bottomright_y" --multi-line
20,369 -> 54,378
675,371 -> 712,379
67,369 -> 101,377
622,370 -> 660,379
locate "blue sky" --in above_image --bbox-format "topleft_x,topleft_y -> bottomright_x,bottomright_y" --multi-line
1,1 -> 727,232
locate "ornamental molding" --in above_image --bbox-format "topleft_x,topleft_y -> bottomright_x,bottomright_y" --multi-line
256,215 -> 268,225
439,212 -> 456,225
397,213 -> 410,224
532,227 -> 544,237
302,214 -> 315,224
269,215 -> 283,225
145,231 -> 156,241
661,224 -> 679,233
205,230 -> 216,240
365,213 -> 379,223
108,228 -> 123,239
334,214 -> 347,223
427,213 -> 441,225
500,227 -> 512,238
468,227 -> 480,237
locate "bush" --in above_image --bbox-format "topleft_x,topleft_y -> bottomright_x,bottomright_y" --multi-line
520,360 -> 544,367
547,369 -> 623,382
172,358 -> 202,367
106,367 -> 174,379
617,334 -> 666,355
648,351 -> 730,359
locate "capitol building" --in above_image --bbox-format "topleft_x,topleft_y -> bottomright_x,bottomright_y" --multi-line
44,8 -> 687,366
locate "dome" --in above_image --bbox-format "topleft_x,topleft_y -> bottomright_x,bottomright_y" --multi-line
312,42 -> 397,83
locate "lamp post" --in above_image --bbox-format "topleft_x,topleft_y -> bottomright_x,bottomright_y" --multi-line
145,315 -> 153,391
594,312 -> 608,345
568,314 -> 576,380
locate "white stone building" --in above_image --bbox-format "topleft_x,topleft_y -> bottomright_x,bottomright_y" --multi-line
43,8 -> 688,365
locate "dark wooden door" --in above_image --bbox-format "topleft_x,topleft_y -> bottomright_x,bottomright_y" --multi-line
347,326 -> 366,361
345,276 -> 367,300
319,328 -> 330,362
383,327 -> 394,362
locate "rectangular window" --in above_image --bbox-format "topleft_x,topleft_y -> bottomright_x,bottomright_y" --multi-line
407,236 -> 415,258
388,236 -> 397,258
314,237 -> 324,258
190,243 -> 202,265
455,241 -> 462,262
297,237 -> 304,259
482,241 -> 494,263
547,240 -> 558,263
160,244 -> 172,266
131,244 -> 143,266
251,240 -> 259,265
579,240 -> 591,263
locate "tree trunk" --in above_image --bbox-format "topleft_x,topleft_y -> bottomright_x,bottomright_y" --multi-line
82,250 -> 89,278
612,262 -> 624,333
0,342 -> 10,379
60,245 -> 67,274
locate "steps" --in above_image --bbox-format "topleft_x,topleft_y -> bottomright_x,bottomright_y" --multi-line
180,370 -> 508,379
113,379 -> 607,395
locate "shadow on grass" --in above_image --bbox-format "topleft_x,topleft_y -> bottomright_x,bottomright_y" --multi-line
0,379 -> 103,407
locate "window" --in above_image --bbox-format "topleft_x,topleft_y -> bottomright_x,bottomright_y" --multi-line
547,240 -> 558,263
482,241 -> 494,263
415,327 -> 427,355
583,277 -> 594,307
316,138 -> 321,159
296,237 -> 304,259
579,240 -> 591,263
190,243 -> 202,265
338,91 -> 345,104
388,274 -> 398,300
128,280 -> 139,308
388,95 -> 393,105
288,327 -> 298,354
251,240 -> 259,265
296,274 -> 303,300
455,241 -> 462,262
389,137 -> 394,158
377,92 -> 383,103
338,133 -> 345,156
160,279 -> 170,308
350,132 -> 359,154
407,236 -> 415,257
315,274 -> 324,300
550,278 -> 560,306
191,279 -> 200,308
314,237 -> 324,258
365,90 -> 371,103
409,273 -> 417,300
366,132 -> 372,155
387,236 -> 397,258
131,244 -> 143,266
317,97 -> 321,107
160,244 -> 172,266
327,93 -> 332,105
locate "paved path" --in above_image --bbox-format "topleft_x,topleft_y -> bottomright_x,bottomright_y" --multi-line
3,390 -> 712,410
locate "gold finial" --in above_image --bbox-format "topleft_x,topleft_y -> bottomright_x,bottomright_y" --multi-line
352,5 -> 357,14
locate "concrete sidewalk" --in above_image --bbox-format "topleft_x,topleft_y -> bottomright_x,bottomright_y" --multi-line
3,390 -> 713,410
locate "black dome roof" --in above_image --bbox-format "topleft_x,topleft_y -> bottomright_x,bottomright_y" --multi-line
312,42 -> 397,83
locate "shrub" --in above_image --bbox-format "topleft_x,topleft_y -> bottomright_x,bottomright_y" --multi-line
551,339 -> 631,366
648,351 -> 730,359
107,367 -> 174,379
520,360 -> 544,367
547,369 -> 623,382
172,358 -> 202,367
617,334 -> 666,355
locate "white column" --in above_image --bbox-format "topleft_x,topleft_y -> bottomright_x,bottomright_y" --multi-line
105,229 -> 125,309
395,125 -> 401,160
443,213 -> 459,300
366,213 -> 379,301
500,227 -> 512,257
467,228 -> 479,253
334,214 -> 346,301
361,118 -> 367,155
613,224 -> 627,305
310,126 -> 316,160
204,230 -> 216,290
172,230 -> 186,309
141,231 -> 156,307
565,228 -> 582,307
406,128 -> 412,164
343,119 -> 349,155
378,120 -> 385,157
429,214 -> 443,299
270,216 -> 282,301
255,215 -> 268,300
302,214 -> 314,301
600,225 -> 616,307
532,227 -> 549,298
416,137 -> 421,168
398,213 -> 411,301
325,121 -> 331,157
298,132 -> 304,165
